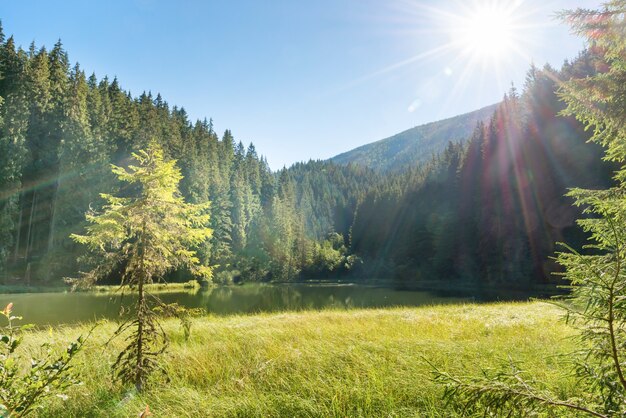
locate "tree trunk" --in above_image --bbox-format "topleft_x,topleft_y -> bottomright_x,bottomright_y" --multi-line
135,218 -> 147,392
135,272 -> 144,392
47,179 -> 59,254
13,192 -> 23,262
25,190 -> 37,262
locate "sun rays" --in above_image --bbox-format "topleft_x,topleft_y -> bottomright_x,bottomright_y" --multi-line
454,5 -> 516,58
336,0 -> 558,112
417,0 -> 546,106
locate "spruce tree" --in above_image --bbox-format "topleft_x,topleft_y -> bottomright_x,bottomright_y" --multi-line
70,143 -> 212,390
436,2 -> 626,416
0,37 -> 29,274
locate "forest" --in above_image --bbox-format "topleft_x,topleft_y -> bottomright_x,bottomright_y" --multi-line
0,23 -> 616,290
350,55 -> 616,286
3,1 -> 626,416
0,24 -> 366,285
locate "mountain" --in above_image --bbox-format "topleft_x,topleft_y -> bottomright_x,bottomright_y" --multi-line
331,103 -> 498,172
348,54 -> 617,286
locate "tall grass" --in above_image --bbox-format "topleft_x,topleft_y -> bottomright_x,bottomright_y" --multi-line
29,302 -> 578,417
0,280 -> 201,295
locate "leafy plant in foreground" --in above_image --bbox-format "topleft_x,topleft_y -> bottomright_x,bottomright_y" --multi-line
434,1 -> 626,416
0,303 -> 87,417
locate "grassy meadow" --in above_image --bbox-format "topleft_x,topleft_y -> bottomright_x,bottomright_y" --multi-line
29,301 -> 579,417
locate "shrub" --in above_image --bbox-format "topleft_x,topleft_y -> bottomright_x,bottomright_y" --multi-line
0,303 -> 88,416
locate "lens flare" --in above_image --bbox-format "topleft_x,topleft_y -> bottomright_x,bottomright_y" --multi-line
332,0 -> 548,108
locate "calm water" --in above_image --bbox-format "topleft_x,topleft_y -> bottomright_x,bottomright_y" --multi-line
0,283 -> 545,326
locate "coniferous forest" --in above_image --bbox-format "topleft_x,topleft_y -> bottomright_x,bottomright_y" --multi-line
3,1 -> 626,416
0,25 -> 615,290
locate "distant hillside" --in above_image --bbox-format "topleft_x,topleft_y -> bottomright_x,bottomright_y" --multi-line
331,104 -> 498,172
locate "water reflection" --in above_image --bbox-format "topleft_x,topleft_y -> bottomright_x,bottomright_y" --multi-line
0,283 -> 547,326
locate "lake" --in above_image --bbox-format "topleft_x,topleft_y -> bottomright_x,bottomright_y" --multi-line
0,283 -> 550,326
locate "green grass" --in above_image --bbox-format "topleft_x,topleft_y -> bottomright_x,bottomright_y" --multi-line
29,301 -> 579,417
0,283 -> 70,293
89,280 -> 201,294
0,280 -> 201,294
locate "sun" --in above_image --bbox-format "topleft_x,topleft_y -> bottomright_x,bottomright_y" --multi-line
449,2 -> 519,61
338,0 -> 540,105
458,6 -> 515,58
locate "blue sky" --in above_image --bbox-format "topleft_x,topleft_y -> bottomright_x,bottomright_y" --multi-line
2,0 -> 602,169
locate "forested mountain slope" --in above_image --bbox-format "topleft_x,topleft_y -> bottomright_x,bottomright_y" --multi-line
331,103 -> 497,172
283,160 -> 377,240
0,30 -> 360,284
349,56 -> 615,286
0,23 -> 613,290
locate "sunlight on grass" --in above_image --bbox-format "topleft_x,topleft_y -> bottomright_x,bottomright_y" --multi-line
30,302 -> 578,417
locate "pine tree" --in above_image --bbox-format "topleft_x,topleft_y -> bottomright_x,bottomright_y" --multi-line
554,1 -> 626,412
436,2 -> 626,416
70,143 -> 212,390
0,37 -> 29,274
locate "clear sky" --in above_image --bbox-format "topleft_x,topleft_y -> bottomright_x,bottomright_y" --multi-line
1,0 -> 603,169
